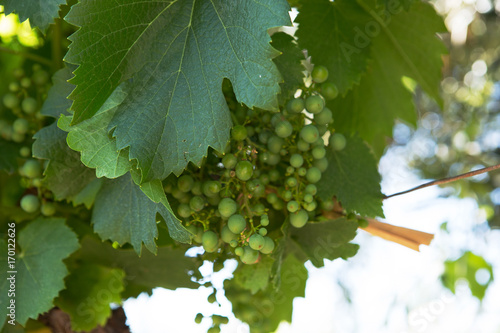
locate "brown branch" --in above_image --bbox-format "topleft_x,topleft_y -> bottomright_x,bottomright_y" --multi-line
383,163 -> 500,200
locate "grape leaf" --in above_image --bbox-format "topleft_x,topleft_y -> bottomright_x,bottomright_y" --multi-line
72,177 -> 103,209
290,218 -> 359,268
295,0 -> 373,94
40,66 -> 75,119
92,172 -> 189,256
1,0 -> 66,32
58,84 -> 131,179
0,218 -> 79,327
0,140 -> 19,173
65,0 -> 291,182
32,122 -> 96,202
78,237 -> 198,298
55,264 -> 125,331
318,134 -> 384,217
329,1 -> 447,154
233,256 -> 273,294
271,32 -> 305,106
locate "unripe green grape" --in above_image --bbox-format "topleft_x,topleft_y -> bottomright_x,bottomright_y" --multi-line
267,135 -> 284,154
275,120 -> 293,138
218,197 -> 237,218
312,65 -> 329,83
272,198 -> 285,210
191,181 -> 202,195
178,203 -> 192,218
235,161 -> 253,181
259,174 -> 270,185
13,118 -> 29,135
228,214 -> 246,234
313,157 -> 328,172
266,193 -> 278,204
3,93 -> 19,109
286,166 -> 294,175
305,184 -> 317,195
21,97 -> 37,114
222,154 -> 237,169
314,107 -> 333,125
193,227 -> 203,243
287,200 -> 299,213
195,313 -> 203,324
33,70 -> 49,86
232,125 -> 248,141
246,179 -> 260,192
19,146 -> 31,157
260,214 -> 269,226
229,240 -> 238,247
271,113 -> 284,127
172,188 -> 188,200
321,82 -> 339,100
186,224 -> 197,237
297,139 -> 310,152
41,202 -> 56,216
221,225 -> 238,243
329,133 -> 347,151
298,167 -> 307,176
289,209 -> 308,228
240,246 -> 259,264
20,194 -> 40,213
252,203 -> 265,216
203,180 -> 221,197
259,228 -> 267,236
287,98 -> 305,114
300,125 -> 320,143
22,160 -> 42,179
261,113 -> 271,124
189,195 -> 205,212
11,132 -> 24,143
32,178 -> 42,188
1,125 -> 13,140
321,199 -> 335,211
235,247 -> 244,256
304,193 -> 314,203
304,201 -> 317,212
358,218 -> 369,228
20,77 -> 31,88
280,148 -> 287,156
282,190 -> 293,202
177,174 -> 194,192
246,125 -> 255,137
306,166 -> 322,183
207,194 -> 221,206
249,234 -> 265,251
202,231 -> 219,253
266,153 -> 280,166
260,237 -> 275,254
312,146 -> 326,159
8,82 -> 20,92
317,125 -> 328,136
258,130 -> 271,144
269,169 -> 280,182
286,177 -> 297,187
305,95 -> 324,114
290,154 -> 304,168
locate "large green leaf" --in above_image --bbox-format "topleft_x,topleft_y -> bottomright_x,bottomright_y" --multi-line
92,172 -> 190,255
0,218 -> 79,327
55,264 -> 125,331
290,218 -> 359,267
295,0 -> 373,94
318,134 -> 384,217
32,122 -> 96,202
329,1 -> 447,154
233,256 -> 274,295
1,0 -> 66,32
65,0 -> 291,182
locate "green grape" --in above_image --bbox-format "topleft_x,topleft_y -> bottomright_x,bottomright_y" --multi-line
266,193 -> 278,204
41,202 -> 56,216
312,146 -> 326,159
261,113 -> 271,124
229,240 -> 238,247
235,247 -> 244,256
289,209 -> 309,228
19,146 -> 31,157
329,133 -> 347,151
271,113 -> 284,127
221,225 -> 238,243
228,214 -> 246,234
304,201 -> 317,212
258,130 -> 271,144
21,97 -> 37,114
218,197 -> 237,218
260,214 -> 269,226
286,166 -> 294,175
321,82 -> 339,100
314,107 -> 333,125
358,218 -> 369,228
172,188 -> 188,201
232,125 -> 248,141
178,203 -> 192,218
260,237 -> 275,254
272,198 -> 285,210
305,184 -> 317,195
298,167 -> 307,176
202,231 -> 219,253
186,225 -> 197,238
267,135 -> 284,154
207,194 -> 221,206
286,97 -> 304,114
321,199 -> 335,211
246,125 -> 255,137
290,154 -> 304,168
286,177 -> 297,187
13,118 -> 29,134
20,194 -> 40,213
252,203 -> 265,216
164,183 -> 173,193
317,125 -> 328,136
313,157 -> 328,172
13,68 -> 24,79
259,228 -> 267,236
32,70 -> 49,86
281,190 -> 292,202
305,95 -> 324,114
306,166 -> 322,183
8,82 -> 20,92
240,246 -> 259,265
258,174 -> 269,186
3,93 -> 19,109
287,200 -> 299,213
193,227 -> 203,243
189,195 -> 205,212
203,180 -> 221,197
269,169 -> 280,182
297,139 -> 310,152
265,153 -> 280,166
275,120 -> 293,138
304,194 -> 313,203
20,77 -> 31,88
11,132 -> 24,143
22,160 -> 42,179
312,65 -> 329,83
191,181 -> 202,195
222,154 -> 237,169
249,234 -> 265,251
300,125 -> 320,143
195,313 -> 203,324
177,174 -> 194,192
235,161 -> 253,181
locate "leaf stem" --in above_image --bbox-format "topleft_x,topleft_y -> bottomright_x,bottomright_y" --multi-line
0,46 -> 53,67
383,163 -> 500,199
51,18 -> 63,70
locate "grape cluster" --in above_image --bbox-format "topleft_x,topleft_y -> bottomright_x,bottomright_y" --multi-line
0,65 -> 55,216
165,66 -> 344,265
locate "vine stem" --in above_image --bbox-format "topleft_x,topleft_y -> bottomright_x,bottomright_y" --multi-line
0,46 -> 52,67
383,163 -> 500,200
